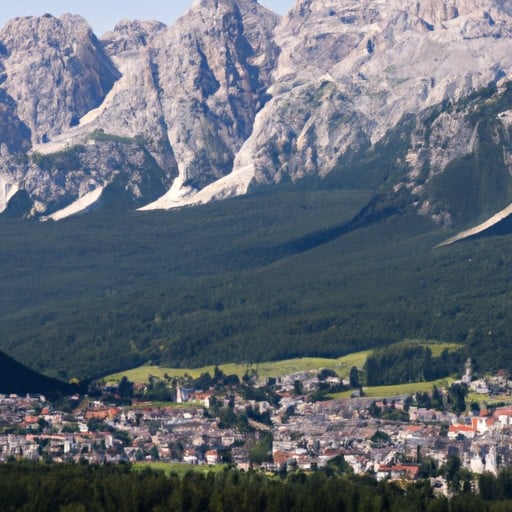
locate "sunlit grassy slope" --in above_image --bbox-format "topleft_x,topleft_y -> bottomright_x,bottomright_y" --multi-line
105,342 -> 460,383
330,379 -> 454,399
105,351 -> 371,383
133,462 -> 224,477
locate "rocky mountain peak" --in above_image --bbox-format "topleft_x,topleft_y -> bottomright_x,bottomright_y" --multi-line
405,0 -> 498,25
102,19 -> 167,55
191,0 -> 258,10
130,0 -> 280,206
1,2 -> 512,224
0,14 -> 120,144
289,0 -> 504,30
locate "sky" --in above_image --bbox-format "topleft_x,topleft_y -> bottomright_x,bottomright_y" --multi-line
0,0 -> 295,36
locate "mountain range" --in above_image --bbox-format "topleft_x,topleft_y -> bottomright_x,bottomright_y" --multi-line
3,0 -> 512,380
0,0 -> 512,231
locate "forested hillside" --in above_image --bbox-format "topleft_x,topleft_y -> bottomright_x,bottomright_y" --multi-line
2,175 -> 512,380
0,351 -> 73,398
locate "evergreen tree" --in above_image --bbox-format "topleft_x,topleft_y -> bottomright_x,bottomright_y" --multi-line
349,366 -> 360,388
118,376 -> 134,399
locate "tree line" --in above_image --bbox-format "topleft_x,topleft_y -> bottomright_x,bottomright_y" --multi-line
2,461 -> 512,512
364,343 -> 465,386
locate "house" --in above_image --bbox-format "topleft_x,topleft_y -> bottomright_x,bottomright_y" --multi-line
273,450 -> 294,467
468,379 -> 489,395
23,415 -> 39,425
205,450 -> 220,465
493,407 -> 512,429
192,392 -> 212,408
183,448 -> 198,465
468,445 -> 498,475
471,416 -> 495,434
176,387 -> 194,403
376,464 -> 420,481
85,410 -> 109,421
448,424 -> 475,439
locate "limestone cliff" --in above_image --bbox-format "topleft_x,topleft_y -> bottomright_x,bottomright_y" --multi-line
0,0 -> 512,224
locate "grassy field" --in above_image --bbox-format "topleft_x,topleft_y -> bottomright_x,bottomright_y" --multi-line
467,392 -> 512,407
330,378 -> 454,399
104,341 -> 462,385
133,462 -> 225,477
104,351 -> 372,384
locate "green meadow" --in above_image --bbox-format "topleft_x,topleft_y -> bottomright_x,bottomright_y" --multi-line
133,462 -> 225,477
104,351 -> 371,384
105,342 -> 461,384
330,378 -> 454,400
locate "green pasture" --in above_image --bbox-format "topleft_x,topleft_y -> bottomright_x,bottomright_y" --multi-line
133,462 -> 225,477
104,351 -> 372,384
104,341 -> 461,385
330,378 -> 454,399
467,392 -> 512,407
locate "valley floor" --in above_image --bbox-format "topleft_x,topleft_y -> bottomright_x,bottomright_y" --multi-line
3,357 -> 512,502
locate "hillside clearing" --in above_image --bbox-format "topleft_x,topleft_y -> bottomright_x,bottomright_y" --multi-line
330,378 -> 454,399
104,342 -> 462,384
133,462 -> 224,477
104,352 -> 372,383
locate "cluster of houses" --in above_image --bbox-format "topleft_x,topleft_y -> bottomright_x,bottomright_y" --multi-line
2,366 -> 512,494
272,397 -> 512,478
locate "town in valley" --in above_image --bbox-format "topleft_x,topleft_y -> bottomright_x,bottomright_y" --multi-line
2,358 -> 512,495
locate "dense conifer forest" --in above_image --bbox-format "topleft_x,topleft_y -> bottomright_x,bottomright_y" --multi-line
0,350 -> 74,397
2,176 -> 512,380
364,343 -> 465,386
2,462 -> 512,512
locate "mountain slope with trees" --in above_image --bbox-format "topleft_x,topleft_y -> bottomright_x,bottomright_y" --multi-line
0,350 -> 73,398
2,173 -> 512,380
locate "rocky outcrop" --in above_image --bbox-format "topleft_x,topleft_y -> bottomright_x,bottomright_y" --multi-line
136,0 -> 280,207
0,1 -> 280,217
27,137 -> 168,215
218,0 -> 512,199
0,14 -> 120,144
0,0 -> 512,223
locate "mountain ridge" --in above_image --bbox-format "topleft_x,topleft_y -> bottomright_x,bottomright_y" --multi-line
0,0 -> 510,225
0,349 -> 74,398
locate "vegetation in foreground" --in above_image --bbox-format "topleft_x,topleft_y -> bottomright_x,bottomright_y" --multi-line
133,462 -> 226,477
3,461 -> 512,512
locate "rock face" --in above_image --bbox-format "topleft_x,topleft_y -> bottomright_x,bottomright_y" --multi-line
0,14 -> 119,144
1,0 -> 512,224
221,0 -> 512,200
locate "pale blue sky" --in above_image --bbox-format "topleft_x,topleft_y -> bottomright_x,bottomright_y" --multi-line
0,1 -> 295,36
